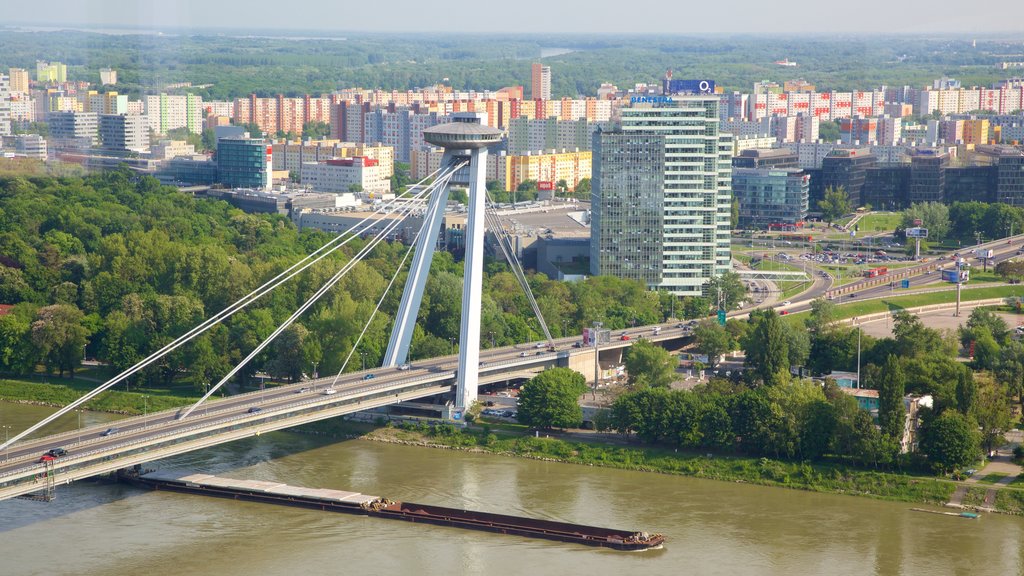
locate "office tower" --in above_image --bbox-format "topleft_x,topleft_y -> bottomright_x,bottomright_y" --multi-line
218,136 -> 272,190
591,95 -> 733,296
99,113 -> 149,154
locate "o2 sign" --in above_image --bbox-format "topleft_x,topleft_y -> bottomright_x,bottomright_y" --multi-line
665,79 -> 716,95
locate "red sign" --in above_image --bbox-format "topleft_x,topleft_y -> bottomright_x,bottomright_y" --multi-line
538,181 -> 554,191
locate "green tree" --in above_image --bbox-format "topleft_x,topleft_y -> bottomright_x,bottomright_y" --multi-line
995,259 -> 1024,283
877,355 -> 906,442
974,374 -> 1013,454
0,303 -> 39,373
818,186 -> 851,226
201,127 -> 218,151
265,324 -> 312,383
302,120 -> 331,140
743,310 -> 790,386
901,201 -> 950,240
624,339 -> 676,389
516,367 -> 588,429
704,271 -> 746,310
920,410 -> 980,474
995,341 -> 1024,412
731,199 -> 740,229
693,320 -> 732,369
574,177 -> 591,199
962,307 -> 1010,346
30,304 -> 91,377
818,120 -> 840,142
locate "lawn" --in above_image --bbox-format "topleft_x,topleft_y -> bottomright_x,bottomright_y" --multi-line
854,213 -> 902,233
784,285 -> 1024,324
978,473 -> 1008,484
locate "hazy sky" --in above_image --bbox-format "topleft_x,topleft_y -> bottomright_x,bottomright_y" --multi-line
4,0 -> 1023,35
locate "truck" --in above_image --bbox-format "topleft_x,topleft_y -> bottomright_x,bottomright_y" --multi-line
974,248 -> 994,260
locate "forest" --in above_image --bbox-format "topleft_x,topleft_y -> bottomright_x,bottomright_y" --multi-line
0,30 -> 1019,100
0,169 -> 675,391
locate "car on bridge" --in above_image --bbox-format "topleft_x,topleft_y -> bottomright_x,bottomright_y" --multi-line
100,427 -> 119,437
363,374 -> 376,380
322,388 -> 337,395
38,447 -> 67,462
620,334 -> 631,341
247,407 -> 262,414
397,364 -> 411,371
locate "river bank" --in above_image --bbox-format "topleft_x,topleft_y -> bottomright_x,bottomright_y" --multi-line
0,378 -> 198,415
298,417 -> 1024,516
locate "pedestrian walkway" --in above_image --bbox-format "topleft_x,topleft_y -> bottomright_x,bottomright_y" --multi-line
946,437 -> 1022,510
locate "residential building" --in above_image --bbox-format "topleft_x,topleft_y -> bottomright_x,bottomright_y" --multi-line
35,61 -> 67,83
99,113 -> 149,154
780,141 -> 837,169
300,157 -> 389,195
507,117 -> 594,155
1,134 -> 47,159
217,137 -> 271,190
531,63 -> 551,101
839,116 -> 878,145
876,115 -> 903,146
0,74 -> 9,136
489,149 -> 592,193
591,96 -> 733,296
232,94 -> 332,136
272,141 -> 393,178
84,91 -> 128,115
8,68 -> 29,94
48,111 -> 98,149
145,93 -> 204,135
732,168 -> 809,228
99,68 -> 117,86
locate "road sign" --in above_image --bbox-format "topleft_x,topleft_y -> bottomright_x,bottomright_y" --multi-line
907,227 -> 929,238
717,310 -> 727,326
900,279 -> 910,289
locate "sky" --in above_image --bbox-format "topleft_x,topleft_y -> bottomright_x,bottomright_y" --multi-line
3,0 -> 1024,35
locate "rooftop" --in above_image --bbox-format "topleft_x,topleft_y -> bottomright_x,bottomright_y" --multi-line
423,122 -> 502,149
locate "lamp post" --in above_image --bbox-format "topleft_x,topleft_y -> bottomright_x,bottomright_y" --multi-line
2,425 -> 10,461
76,409 -> 82,445
143,396 -> 149,429
449,337 -> 456,355
203,381 -> 209,416
592,321 -> 603,400
360,350 -> 367,371
488,331 -> 495,348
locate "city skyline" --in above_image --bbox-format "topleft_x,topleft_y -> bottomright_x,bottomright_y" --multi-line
4,0 -> 1024,35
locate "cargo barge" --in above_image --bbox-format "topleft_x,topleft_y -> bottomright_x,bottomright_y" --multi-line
128,470 -> 664,551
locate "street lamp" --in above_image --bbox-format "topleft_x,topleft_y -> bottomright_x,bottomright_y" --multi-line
2,424 -> 11,461
488,331 -> 495,348
143,396 -> 149,429
592,321 -> 603,400
449,337 -> 456,355
76,409 -> 82,445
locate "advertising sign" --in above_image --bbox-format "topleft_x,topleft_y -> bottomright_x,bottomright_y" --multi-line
538,181 -> 554,191
906,227 -> 929,238
664,79 -> 716,95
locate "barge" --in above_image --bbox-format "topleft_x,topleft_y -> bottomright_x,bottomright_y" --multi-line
128,470 -> 664,551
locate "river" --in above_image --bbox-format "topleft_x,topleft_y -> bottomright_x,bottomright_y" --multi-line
1,402 -> 1021,576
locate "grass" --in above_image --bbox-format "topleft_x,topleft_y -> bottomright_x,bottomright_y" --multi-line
1009,476 -> 1024,486
337,421 -> 960,508
994,489 -> 1024,514
978,473 -> 1009,484
0,377 -> 200,414
792,286 -> 1024,322
960,486 -> 991,508
855,213 -> 902,232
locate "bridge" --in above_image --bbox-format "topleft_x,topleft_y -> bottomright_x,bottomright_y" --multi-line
0,325 -> 692,501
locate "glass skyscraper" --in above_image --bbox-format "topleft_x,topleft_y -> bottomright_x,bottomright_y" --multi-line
591,96 -> 733,296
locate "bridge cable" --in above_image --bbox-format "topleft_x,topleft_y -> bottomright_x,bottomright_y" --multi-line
483,195 -> 554,343
177,162 -> 467,419
0,164 -> 452,450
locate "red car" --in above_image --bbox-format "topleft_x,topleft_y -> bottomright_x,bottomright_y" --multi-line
620,334 -> 631,341
779,310 -> 790,316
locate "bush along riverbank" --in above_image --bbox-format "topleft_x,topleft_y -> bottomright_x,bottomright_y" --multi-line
0,379 -> 199,415
299,418 -> 990,511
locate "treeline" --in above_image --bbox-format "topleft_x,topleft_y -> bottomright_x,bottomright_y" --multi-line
0,30 -> 1014,100
0,170 -> 671,389
618,301 -> 1022,474
897,201 -> 1024,244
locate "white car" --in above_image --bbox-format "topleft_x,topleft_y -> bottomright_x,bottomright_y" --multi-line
780,300 -> 792,306
397,364 -> 411,371
534,343 -> 544,349
322,388 -> 337,395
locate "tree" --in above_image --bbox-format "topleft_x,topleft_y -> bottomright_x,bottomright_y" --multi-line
574,177 -> 591,199
693,320 -> 732,369
962,307 -> 1010,346
30,304 -> 91,377
920,410 -> 980,474
201,127 -> 218,151
818,120 -> 840,142
877,355 -> 906,442
901,201 -> 950,241
265,324 -> 312,383
974,374 -> 1013,455
731,199 -> 740,229
995,259 -> 1024,283
995,341 -> 1024,412
624,339 -> 676,388
348,183 -> 364,193
818,186 -> 851,226
806,298 -> 837,334
743,310 -> 790,386
704,272 -> 746,310
516,368 -> 588,429
302,120 -> 331,140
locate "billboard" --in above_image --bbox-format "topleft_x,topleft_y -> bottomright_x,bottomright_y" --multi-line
664,79 -> 716,95
538,181 -> 554,191
906,227 -> 929,238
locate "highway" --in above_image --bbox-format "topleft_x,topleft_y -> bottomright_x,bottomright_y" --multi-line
0,323 -> 694,501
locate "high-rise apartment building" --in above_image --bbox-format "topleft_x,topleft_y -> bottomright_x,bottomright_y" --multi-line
8,68 -> 29,94
531,63 -> 551,101
507,117 -> 594,155
591,96 -> 733,296
99,113 -> 149,154
145,93 -> 204,135
0,74 -> 10,136
36,61 -> 67,83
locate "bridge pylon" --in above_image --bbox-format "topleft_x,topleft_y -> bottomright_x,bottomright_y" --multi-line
382,113 -> 501,417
